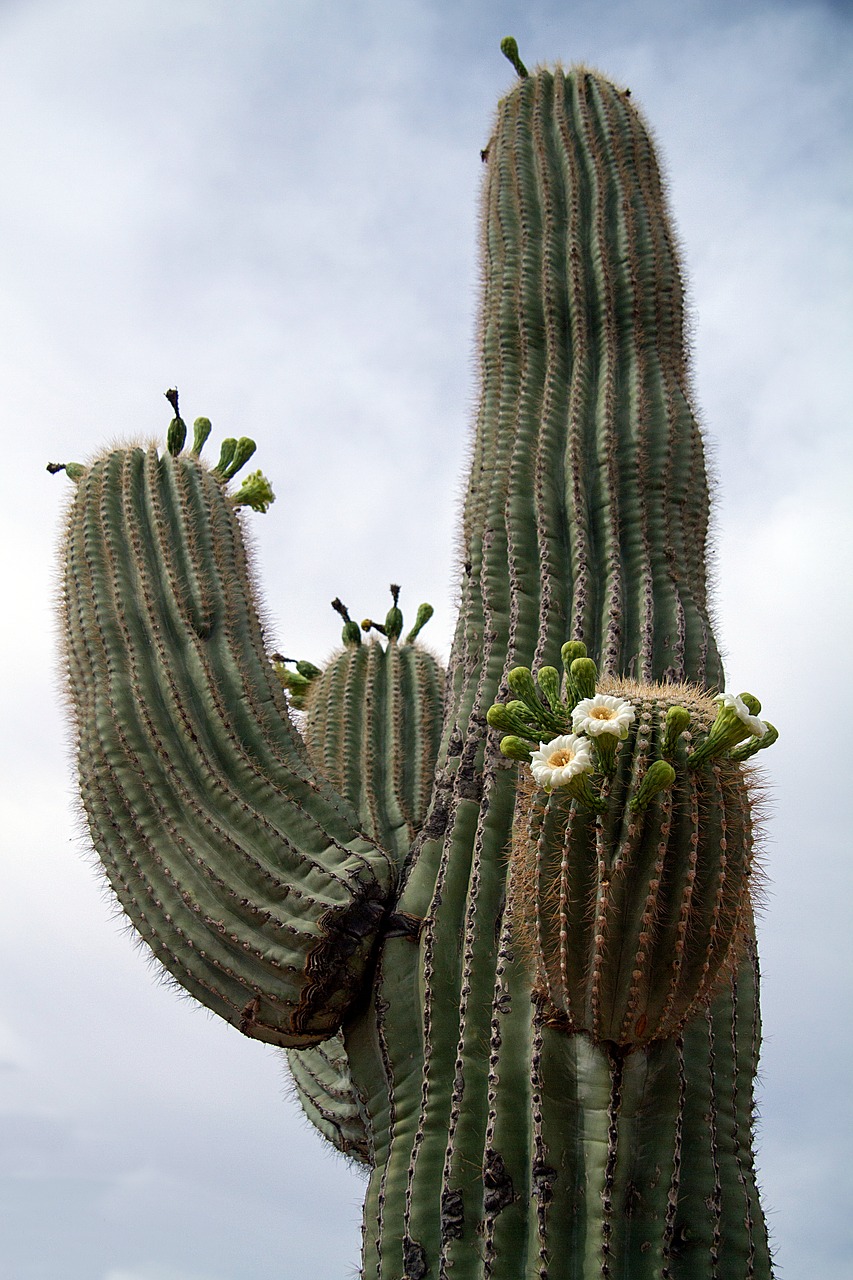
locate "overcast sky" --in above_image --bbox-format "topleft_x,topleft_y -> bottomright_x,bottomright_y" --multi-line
1,1 -> 851,1277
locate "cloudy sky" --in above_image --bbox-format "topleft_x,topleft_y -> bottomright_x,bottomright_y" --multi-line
1,1 -> 850,1277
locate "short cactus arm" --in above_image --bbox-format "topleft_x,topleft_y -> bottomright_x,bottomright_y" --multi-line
62,444 -> 395,1048
304,595 -> 445,866
285,592 -> 445,1158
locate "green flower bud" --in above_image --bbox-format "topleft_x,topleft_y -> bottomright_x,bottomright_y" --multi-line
508,666 -> 545,716
221,437 -> 257,480
167,416 -> 187,456
499,735 -> 534,762
662,705 -> 692,758
405,603 -> 434,644
630,760 -> 676,813
569,656 -> 598,704
560,640 -> 587,671
212,438 -> 237,477
536,666 -> 564,714
500,35 -> 528,77
191,417 -> 212,456
487,702 -> 539,743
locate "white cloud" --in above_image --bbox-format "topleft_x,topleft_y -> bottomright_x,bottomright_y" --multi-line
1,1 -> 850,1276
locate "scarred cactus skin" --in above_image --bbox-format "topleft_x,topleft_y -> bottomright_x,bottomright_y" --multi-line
55,48 -> 778,1279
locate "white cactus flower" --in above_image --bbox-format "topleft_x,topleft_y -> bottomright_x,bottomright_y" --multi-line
530,734 -> 594,789
714,692 -> 767,738
571,694 -> 636,739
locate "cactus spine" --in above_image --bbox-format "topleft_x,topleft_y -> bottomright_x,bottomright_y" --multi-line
57,48 -> 776,1279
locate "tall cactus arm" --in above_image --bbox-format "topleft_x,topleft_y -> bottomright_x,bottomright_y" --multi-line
456,65 -> 721,698
61,443 -> 396,1049
355,63 -> 771,1278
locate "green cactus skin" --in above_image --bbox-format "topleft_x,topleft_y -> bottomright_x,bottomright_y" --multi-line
285,599 -> 445,1163
346,64 -> 768,1279
62,445 -> 395,1049
57,55 -> 775,1280
285,1031 -> 373,1165
304,617 -> 445,867
512,680 -> 757,1048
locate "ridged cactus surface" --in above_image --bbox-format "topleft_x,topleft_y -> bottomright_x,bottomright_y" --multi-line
62,443 -> 395,1049
510,679 -> 759,1047
56,48 -> 777,1280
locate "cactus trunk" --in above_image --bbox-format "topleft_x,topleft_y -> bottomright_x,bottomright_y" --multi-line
57,52 -> 775,1280
345,65 -> 770,1277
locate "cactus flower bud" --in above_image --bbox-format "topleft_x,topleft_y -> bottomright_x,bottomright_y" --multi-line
630,759 -> 676,813
192,417 -> 212,456
231,470 -> 275,513
568,656 -> 598,705
487,702 -> 539,742
499,735 -> 534,762
662,705 -> 692,757
500,35 -> 528,78
167,416 -> 187,456
405,603 -> 434,644
212,437 -> 237,477
222,437 -> 258,481
508,666 -> 545,715
536,666 -> 564,713
560,640 -> 587,670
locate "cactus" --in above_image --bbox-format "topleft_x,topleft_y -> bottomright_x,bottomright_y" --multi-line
55,45 -> 778,1279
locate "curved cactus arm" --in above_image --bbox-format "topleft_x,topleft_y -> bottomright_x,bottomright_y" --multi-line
62,443 -> 396,1049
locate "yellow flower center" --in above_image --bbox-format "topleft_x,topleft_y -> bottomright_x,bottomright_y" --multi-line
590,706 -> 614,720
547,746 -> 575,767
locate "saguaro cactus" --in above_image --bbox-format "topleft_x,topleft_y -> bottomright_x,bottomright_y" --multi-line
56,47 -> 777,1279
